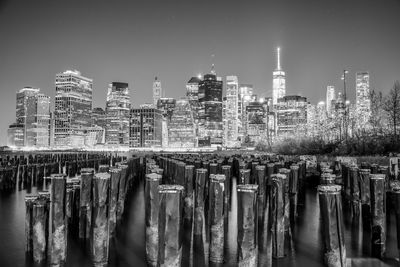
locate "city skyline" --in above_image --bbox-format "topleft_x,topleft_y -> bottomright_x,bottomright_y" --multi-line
1,0 -> 400,145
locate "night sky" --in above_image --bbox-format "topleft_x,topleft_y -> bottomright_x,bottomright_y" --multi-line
0,0 -> 399,145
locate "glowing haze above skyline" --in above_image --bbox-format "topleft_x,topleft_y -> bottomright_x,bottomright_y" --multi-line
0,0 -> 400,145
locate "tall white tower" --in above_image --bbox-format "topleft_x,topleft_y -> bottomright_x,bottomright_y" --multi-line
153,77 -> 162,106
272,47 -> 286,105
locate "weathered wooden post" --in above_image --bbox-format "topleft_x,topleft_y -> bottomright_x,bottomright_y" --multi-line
194,168 -> 208,267
48,174 -> 67,266
318,184 -> 346,267
222,165 -> 231,213
32,195 -> 50,264
79,168 -> 94,240
289,165 -> 299,220
359,169 -> 371,222
25,195 -> 36,256
209,174 -> 225,265
256,165 -> 266,223
91,172 -> 111,267
320,173 -> 336,185
392,183 -> 400,261
237,184 -> 258,266
350,166 -> 361,217
184,165 -> 195,222
117,164 -> 128,222
109,167 -> 121,237
278,168 -> 291,232
251,161 -> 259,184
145,173 -> 162,267
390,157 -> 399,180
239,169 -> 250,185
158,184 -> 184,267
370,174 -> 386,258
270,174 -> 285,258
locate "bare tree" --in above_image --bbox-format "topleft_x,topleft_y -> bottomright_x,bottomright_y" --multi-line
383,81 -> 400,139
369,89 -> 385,135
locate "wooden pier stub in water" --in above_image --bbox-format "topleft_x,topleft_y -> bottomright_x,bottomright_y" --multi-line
370,174 -> 386,259
318,184 -> 346,267
209,174 -> 225,265
237,184 -> 258,267
158,184 -> 184,267
145,172 -> 162,267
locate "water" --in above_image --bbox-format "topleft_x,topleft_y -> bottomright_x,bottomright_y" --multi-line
1,177 -> 400,266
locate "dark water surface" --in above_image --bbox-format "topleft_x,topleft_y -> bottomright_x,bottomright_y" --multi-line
1,177 -> 400,267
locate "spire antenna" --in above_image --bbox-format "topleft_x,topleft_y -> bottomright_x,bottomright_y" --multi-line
211,54 -> 216,75
277,47 -> 281,70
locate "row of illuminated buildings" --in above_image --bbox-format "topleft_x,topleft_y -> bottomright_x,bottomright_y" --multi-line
7,58 -> 372,149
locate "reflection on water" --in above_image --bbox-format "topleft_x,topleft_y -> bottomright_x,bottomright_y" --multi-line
1,177 -> 400,266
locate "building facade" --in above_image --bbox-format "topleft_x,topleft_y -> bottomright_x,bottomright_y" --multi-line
275,95 -> 308,137
238,84 -> 254,141
355,72 -> 371,127
105,82 -> 131,147
245,101 -> 266,145
7,123 -> 24,147
224,76 -> 239,147
54,70 -> 93,147
198,73 -> 223,145
168,98 -> 196,148
26,94 -> 51,147
129,105 -> 162,148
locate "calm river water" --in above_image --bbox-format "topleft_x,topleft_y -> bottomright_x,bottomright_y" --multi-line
0,177 -> 399,266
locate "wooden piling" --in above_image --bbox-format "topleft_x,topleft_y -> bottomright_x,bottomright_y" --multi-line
270,174 -> 286,258
237,184 -> 258,267
239,169 -> 250,185
79,168 -> 94,240
209,174 -> 225,265
109,167 -> 121,237
194,168 -> 208,267
145,173 -> 162,267
370,174 -> 386,258
318,184 -> 346,267
32,196 -> 49,264
91,172 -> 111,267
158,184 -> 184,267
48,174 -> 67,266
392,183 -> 400,261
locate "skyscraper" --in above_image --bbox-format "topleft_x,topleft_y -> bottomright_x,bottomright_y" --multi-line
198,70 -> 223,146
129,105 -> 162,148
224,76 -> 239,147
54,70 -> 93,147
168,98 -> 196,148
153,77 -> 162,106
238,84 -> 253,141
14,87 -> 50,147
272,47 -> 286,105
186,76 -> 201,103
26,94 -> 51,147
105,82 -> 131,147
275,95 -> 308,137
355,72 -> 371,126
326,86 -> 335,115
15,87 -> 40,145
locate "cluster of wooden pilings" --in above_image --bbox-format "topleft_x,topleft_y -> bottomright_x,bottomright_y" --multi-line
317,157 -> 400,266
24,152 -> 142,266
0,152 -> 120,191
143,154 -> 307,266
